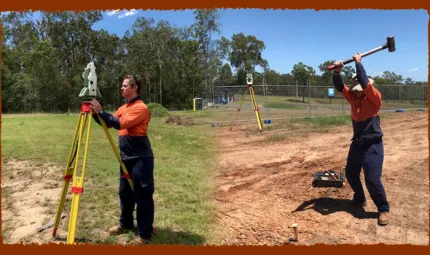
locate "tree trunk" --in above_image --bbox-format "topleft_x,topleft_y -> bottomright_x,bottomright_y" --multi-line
117,76 -> 120,106
159,64 -> 162,105
302,84 -> 305,103
145,69 -> 151,102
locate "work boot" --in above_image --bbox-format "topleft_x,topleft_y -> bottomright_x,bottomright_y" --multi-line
131,236 -> 151,245
131,227 -> 157,245
108,225 -> 132,235
378,211 -> 389,226
352,199 -> 367,208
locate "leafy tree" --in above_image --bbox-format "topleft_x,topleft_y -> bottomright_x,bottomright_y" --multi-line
404,77 -> 414,85
217,63 -> 235,86
291,62 -> 315,102
382,70 -> 403,84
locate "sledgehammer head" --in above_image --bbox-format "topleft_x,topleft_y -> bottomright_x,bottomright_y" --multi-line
327,36 -> 396,71
386,36 -> 396,52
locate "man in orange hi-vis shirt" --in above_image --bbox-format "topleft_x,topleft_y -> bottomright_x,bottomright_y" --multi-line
332,53 -> 390,226
90,74 -> 155,245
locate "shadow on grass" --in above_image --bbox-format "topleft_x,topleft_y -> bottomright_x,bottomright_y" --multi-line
52,227 -> 205,246
286,98 -> 307,104
292,197 -> 378,220
124,227 -> 205,245
314,100 -> 331,105
150,227 -> 205,245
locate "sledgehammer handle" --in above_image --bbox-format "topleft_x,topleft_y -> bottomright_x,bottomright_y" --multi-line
327,45 -> 387,71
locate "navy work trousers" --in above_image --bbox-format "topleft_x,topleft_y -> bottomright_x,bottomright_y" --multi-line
345,138 -> 390,213
118,157 -> 154,239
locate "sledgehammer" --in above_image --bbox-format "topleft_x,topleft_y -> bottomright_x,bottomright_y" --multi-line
327,36 -> 396,71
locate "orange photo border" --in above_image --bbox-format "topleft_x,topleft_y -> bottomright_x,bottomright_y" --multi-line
0,1 -> 429,255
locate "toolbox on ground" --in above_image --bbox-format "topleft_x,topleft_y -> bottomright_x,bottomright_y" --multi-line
312,169 -> 345,188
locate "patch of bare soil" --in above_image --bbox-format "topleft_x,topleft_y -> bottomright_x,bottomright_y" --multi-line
163,115 -> 194,126
212,112 -> 429,245
1,159 -> 71,244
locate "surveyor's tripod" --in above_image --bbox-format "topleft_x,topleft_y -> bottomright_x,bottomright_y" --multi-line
51,101 -> 133,244
230,84 -> 263,132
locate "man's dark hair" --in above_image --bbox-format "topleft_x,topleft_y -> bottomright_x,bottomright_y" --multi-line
124,74 -> 141,94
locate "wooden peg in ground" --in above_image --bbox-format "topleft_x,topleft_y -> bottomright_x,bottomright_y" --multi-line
292,223 -> 298,242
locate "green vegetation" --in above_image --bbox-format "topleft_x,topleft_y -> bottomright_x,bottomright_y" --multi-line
264,102 -> 302,110
2,11 -> 426,115
1,114 -> 218,245
147,103 -> 169,117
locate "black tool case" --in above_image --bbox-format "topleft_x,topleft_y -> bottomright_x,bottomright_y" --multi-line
312,169 -> 345,188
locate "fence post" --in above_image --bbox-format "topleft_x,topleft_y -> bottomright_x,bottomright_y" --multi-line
296,80 -> 298,98
399,84 -> 401,109
307,80 -> 312,117
341,94 -> 344,115
263,78 -> 270,122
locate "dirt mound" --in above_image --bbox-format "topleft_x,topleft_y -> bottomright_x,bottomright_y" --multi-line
212,112 -> 429,246
163,115 -> 194,126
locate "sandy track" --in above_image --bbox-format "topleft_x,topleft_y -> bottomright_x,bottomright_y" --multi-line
212,111 -> 429,245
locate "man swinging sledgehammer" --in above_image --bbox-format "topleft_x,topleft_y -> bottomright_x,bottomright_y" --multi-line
332,53 -> 390,226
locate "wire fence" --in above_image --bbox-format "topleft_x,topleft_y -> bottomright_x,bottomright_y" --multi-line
201,84 -> 428,125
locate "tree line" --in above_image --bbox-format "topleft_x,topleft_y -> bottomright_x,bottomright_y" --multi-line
1,10 -> 427,113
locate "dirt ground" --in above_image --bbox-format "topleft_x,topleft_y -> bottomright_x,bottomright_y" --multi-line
0,159 -> 71,244
212,111 -> 429,245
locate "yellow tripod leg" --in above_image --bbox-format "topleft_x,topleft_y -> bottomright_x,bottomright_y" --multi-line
52,111 -> 83,237
249,86 -> 263,131
67,111 -> 92,244
230,89 -> 247,132
96,114 -> 134,191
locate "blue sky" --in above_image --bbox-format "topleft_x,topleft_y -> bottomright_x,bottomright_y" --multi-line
91,9 -> 428,81
3,9 -> 429,81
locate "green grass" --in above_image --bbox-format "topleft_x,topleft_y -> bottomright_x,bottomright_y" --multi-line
297,115 -> 352,128
264,102 -> 303,110
234,93 -> 427,109
1,113 -> 217,245
314,99 -> 346,105
259,111 -> 398,144
261,115 -> 351,132
261,115 -> 355,143
169,109 -> 214,119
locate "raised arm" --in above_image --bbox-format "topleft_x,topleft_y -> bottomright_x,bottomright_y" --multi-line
354,56 -> 382,109
332,60 -> 353,103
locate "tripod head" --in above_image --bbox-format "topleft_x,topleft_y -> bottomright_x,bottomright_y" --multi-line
79,62 -> 102,101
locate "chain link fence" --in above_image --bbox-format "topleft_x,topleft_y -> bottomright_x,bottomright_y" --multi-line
202,84 -> 428,125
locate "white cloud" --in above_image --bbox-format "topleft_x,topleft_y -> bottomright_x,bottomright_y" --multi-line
408,68 -> 419,72
118,9 -> 138,19
370,71 -> 383,76
107,10 -> 121,16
